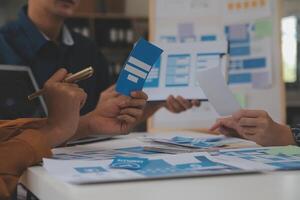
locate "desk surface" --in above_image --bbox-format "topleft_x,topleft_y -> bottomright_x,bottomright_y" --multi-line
20,132 -> 300,200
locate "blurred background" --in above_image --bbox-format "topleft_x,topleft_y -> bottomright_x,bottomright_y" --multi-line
0,0 -> 300,125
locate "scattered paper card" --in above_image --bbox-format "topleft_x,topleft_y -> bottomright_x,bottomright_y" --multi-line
116,38 -> 163,96
196,67 -> 241,116
219,146 -> 300,170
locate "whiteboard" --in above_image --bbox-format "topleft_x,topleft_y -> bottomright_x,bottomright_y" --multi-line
148,0 -> 285,131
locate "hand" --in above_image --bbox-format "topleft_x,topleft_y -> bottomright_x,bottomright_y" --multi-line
82,85 -> 148,135
42,68 -> 87,147
164,95 -> 201,113
210,109 -> 296,146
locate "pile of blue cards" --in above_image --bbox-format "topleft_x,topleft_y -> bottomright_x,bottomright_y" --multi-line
116,38 -> 163,96
151,136 -> 246,149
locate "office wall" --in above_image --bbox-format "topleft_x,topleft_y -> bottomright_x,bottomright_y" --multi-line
0,0 -> 25,26
284,0 -> 300,16
125,0 -> 148,17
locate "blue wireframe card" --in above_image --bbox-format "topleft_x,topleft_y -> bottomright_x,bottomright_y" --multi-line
110,156 -> 149,170
116,38 -> 163,96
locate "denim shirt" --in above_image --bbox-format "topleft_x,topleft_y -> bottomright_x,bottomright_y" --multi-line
0,6 -> 111,114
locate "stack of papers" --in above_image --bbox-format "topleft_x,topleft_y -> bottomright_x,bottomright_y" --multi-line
43,152 -> 268,184
42,134 -> 300,185
147,135 -> 256,149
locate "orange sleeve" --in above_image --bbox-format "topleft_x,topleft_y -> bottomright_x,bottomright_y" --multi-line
0,118 -> 46,142
0,129 -> 52,200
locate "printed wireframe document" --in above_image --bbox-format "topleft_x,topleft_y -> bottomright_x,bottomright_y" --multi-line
43,146 -> 300,185
43,152 -> 267,184
196,66 -> 241,116
116,38 -> 163,96
143,41 -> 228,101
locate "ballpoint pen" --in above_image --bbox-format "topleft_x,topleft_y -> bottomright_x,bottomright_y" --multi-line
28,66 -> 94,101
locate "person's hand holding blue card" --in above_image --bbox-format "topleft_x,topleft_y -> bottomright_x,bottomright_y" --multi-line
116,38 -> 163,96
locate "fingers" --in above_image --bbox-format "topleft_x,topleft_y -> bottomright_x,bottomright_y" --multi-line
239,127 -> 258,135
233,109 -> 268,121
219,118 -> 237,130
117,91 -> 148,109
210,118 -> 242,138
177,96 -> 192,110
63,83 -> 79,88
219,126 -> 241,138
101,85 -> 120,100
165,96 -> 201,113
238,117 -> 262,127
191,100 -> 201,107
210,117 -> 239,133
166,95 -> 186,113
64,86 -> 87,105
59,83 -> 87,107
46,68 -> 68,84
120,98 -> 147,109
119,108 -> 143,119
65,73 -> 73,79
117,115 -> 137,124
79,90 -> 87,109
210,121 -> 222,131
131,91 -> 148,101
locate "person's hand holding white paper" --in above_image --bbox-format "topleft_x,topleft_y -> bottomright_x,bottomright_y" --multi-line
196,67 -> 241,116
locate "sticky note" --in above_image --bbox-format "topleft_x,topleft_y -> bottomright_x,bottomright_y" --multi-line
255,19 -> 273,39
252,71 -> 272,89
227,24 -> 249,42
266,146 -> 300,156
116,38 -> 163,96
110,156 -> 149,170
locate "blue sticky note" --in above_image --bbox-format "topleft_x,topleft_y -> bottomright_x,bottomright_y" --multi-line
116,38 -> 164,96
110,156 -> 149,170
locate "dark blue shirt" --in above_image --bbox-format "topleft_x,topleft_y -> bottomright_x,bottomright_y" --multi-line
0,6 -> 111,114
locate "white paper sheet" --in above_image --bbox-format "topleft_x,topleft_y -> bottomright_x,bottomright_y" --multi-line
43,152 -> 262,184
143,41 -> 228,100
196,67 -> 241,116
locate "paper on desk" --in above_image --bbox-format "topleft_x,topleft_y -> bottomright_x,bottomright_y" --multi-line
43,152 -> 263,184
196,67 -> 241,116
148,135 -> 257,149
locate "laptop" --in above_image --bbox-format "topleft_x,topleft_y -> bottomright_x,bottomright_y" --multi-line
0,65 -> 47,119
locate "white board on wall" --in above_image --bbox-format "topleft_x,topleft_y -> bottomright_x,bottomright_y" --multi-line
148,0 -> 285,131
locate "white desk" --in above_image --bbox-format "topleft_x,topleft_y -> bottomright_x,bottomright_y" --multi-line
20,132 -> 300,200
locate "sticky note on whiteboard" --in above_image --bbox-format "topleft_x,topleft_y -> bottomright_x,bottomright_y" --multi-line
196,67 -> 241,116
116,38 -> 163,96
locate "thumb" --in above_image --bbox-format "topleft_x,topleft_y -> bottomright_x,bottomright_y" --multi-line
210,122 -> 220,131
47,68 -> 68,83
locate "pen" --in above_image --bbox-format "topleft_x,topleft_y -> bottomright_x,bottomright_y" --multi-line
28,66 -> 94,101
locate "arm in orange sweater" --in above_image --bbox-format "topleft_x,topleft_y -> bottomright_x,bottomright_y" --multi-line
0,128 -> 52,200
